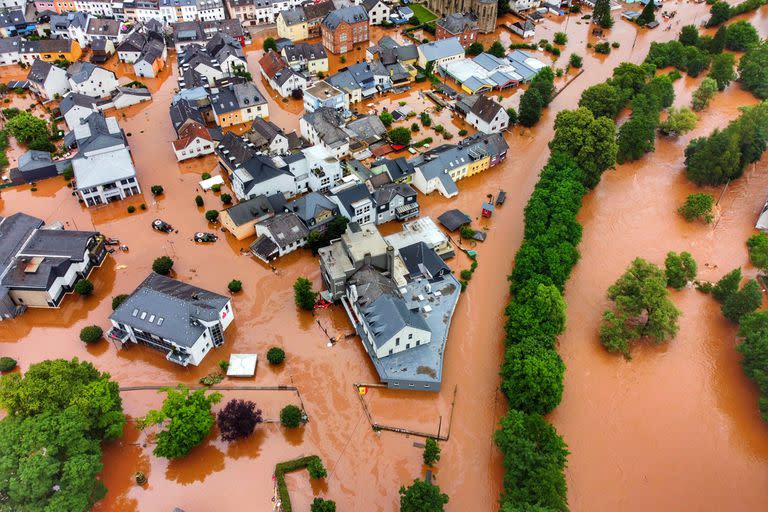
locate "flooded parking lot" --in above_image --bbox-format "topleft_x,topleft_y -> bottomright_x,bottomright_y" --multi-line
3,2 -> 768,509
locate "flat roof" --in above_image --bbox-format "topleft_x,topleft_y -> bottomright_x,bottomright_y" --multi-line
227,354 -> 258,377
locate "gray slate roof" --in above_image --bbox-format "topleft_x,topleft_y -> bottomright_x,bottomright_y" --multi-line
110,273 -> 229,348
224,194 -> 284,226
436,13 -> 477,34
289,191 -> 337,224
398,241 -> 450,281
0,213 -> 44,270
27,59 -> 53,84
418,37 -> 463,62
322,5 -> 367,30
258,212 -> 308,250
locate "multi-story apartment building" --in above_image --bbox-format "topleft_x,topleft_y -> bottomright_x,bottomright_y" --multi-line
320,5 -> 368,54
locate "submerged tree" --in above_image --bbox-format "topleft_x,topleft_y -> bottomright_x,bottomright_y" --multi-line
593,0 -> 614,28
423,438 -> 441,466
399,479 -> 449,512
217,399 -> 263,442
664,251 -> 698,290
293,277 -> 317,310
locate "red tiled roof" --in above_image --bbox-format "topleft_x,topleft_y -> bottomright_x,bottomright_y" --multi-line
258,50 -> 287,80
173,121 -> 212,150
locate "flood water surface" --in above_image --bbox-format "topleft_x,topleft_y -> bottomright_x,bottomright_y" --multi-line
2,3 -> 768,510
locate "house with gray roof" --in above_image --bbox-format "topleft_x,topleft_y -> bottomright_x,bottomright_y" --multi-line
251,212 -> 309,263
11,150 -> 71,184
455,93 -> 509,134
372,182 -> 419,223
231,154 -> 296,201
108,273 -> 234,366
220,193 -> 285,240
0,36 -> 21,65
288,191 -> 339,231
0,212 -> 107,319
246,117 -> 290,155
321,5 -> 368,54
300,107 -> 351,159
66,61 -> 118,98
319,222 -> 461,391
417,37 -> 464,68
362,0 -> 390,25
27,58 -> 70,99
59,91 -> 100,129
281,41 -> 328,74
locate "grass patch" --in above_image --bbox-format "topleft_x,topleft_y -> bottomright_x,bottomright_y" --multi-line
410,3 -> 437,23
274,455 -> 323,512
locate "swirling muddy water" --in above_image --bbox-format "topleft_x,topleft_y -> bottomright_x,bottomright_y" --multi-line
1,2 -> 768,510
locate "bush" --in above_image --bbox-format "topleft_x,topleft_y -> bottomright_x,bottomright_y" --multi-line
79,325 -> 103,343
152,256 -> 174,275
458,129 -> 468,136
747,233 -> 768,271
280,404 -> 303,428
460,269 -> 473,281
411,122 -> 420,132
140,203 -> 146,210
220,193 -> 232,205
553,32 -> 567,45
311,498 -> 336,512
211,184 -> 221,193
594,42 -> 611,54
263,37 -> 277,52
466,42 -> 484,56
389,126 -> 412,146
150,185 -> 163,196
569,53 -> 583,68
691,77 -> 718,111
659,107 -> 697,136
195,195 -> 204,207
678,193 -> 714,223
228,279 -> 242,292
127,205 -> 136,213
112,294 -> 129,310
713,267 -> 742,302
423,438 -> 441,466
217,399 -> 262,441
665,251 -> 698,289
500,341 -> 565,415
722,279 -> 762,322
0,357 -> 17,372
307,457 -> 327,479
738,42 -> 768,99
611,41 -> 620,48
267,347 -> 286,365
201,172 -> 211,180
379,111 -> 393,127
74,278 -> 94,296
205,210 -> 219,222
293,276 -> 317,310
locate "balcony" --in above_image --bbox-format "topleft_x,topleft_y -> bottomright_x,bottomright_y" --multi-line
107,326 -> 130,343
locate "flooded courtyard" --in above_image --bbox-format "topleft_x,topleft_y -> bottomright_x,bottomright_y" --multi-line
2,1 -> 768,510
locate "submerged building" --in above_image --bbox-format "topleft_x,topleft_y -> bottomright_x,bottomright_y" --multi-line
319,221 -> 460,391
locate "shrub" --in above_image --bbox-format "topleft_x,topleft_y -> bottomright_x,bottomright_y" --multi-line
458,129 -> 468,136
221,193 -> 232,205
195,195 -> 204,207
127,205 -> 136,213
228,279 -> 242,292
379,111 -> 393,127
140,203 -> 146,210
460,269 -> 473,281
79,325 -> 103,343
420,112 -> 432,126
594,42 -> 611,54
293,276 -> 317,310
665,251 -> 698,289
423,438 -> 441,466
747,233 -> 768,271
267,347 -> 286,365
307,457 -> 327,479
0,357 -> 17,372
217,399 -> 263,441
280,404 -> 303,428
389,126 -> 412,146
411,122 -> 420,132
678,193 -> 714,223
659,107 -> 697,136
150,185 -> 163,195
311,498 -> 336,512
569,53 -> 583,68
74,278 -> 94,296
152,255 -> 174,275
201,172 -> 211,180
611,41 -> 620,48
211,184 -> 221,193
691,77 -> 718,111
205,210 -> 219,222
466,41 -> 484,56
553,32 -> 567,45
219,360 -> 229,371
112,294 -> 129,310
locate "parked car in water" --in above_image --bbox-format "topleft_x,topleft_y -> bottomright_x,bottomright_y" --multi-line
151,219 -> 173,233
193,232 -> 218,243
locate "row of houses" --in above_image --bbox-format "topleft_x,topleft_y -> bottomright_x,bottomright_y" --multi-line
29,0 -> 226,25
257,44 -> 327,98
27,58 -> 119,98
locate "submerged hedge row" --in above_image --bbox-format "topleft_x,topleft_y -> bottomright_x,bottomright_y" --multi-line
495,154 -> 589,512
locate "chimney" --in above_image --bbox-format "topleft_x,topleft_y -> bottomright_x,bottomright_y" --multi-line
386,245 -> 394,277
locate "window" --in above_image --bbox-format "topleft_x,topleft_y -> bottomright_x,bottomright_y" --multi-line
395,337 -> 400,346
406,343 -> 410,349
408,333 -> 413,340
389,349 -> 393,355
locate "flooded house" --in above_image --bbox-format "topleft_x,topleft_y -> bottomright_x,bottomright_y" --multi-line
319,222 -> 460,391
320,5 -> 369,55
27,58 -> 70,99
416,37 -> 464,69
300,107 -> 351,159
362,0 -> 390,26
281,41 -> 328,75
172,121 -> 217,161
250,212 -> 309,262
259,49 -> 307,98
435,12 -> 479,48
108,273 -> 234,367
0,212 -> 107,319
276,0 -> 334,42
67,61 -> 119,98
209,81 -> 269,127
219,193 -> 285,240
454,93 -> 510,134
60,93 -> 100,131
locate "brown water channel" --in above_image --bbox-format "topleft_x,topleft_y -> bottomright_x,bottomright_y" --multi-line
1,2 -> 768,509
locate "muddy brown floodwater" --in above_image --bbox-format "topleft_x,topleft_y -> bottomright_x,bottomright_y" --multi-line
2,2 -> 768,510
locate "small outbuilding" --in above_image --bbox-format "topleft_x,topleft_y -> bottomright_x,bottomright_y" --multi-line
438,209 -> 471,231
227,354 -> 258,377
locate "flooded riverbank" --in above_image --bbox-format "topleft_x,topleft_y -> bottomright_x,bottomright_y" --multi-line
2,2 -> 768,509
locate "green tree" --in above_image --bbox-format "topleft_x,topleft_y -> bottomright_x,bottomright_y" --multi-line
710,25 -> 727,53
678,193 -> 714,222
466,41 -> 484,56
488,41 -> 506,58
706,1 -> 731,27
665,251 -> 698,289
691,77 -> 718,111
150,184 -> 164,195
111,294 -> 129,310
280,404 -> 303,428
569,53 -> 583,68
506,107 -> 518,125
494,410 -> 569,511
420,112 -> 432,126
423,437 -> 441,466
0,357 -> 17,372
152,255 -> 174,275
747,233 -> 768,271
616,95 -> 660,164
593,0 -> 613,28
553,32 -> 568,45
712,267 -> 742,302
0,358 -> 125,440
518,88 -> 543,127
399,479 -> 449,512
195,195 -> 204,207
311,498 -> 337,512
678,24 -> 700,46
228,279 -> 242,292
138,385 -> 221,459
724,20 -> 759,51
263,37 -> 277,52
722,279 -> 762,323
637,0 -> 656,25
738,42 -> 768,99
550,107 -> 618,188
736,311 -> 768,421
609,62 -> 652,100
500,342 -> 565,415
578,83 -> 623,119
599,258 -> 681,358
389,126 -> 412,146
79,325 -> 103,343
0,408 -> 107,511
267,347 -> 285,365
293,276 -> 317,310
205,209 -> 219,222
659,107 -> 697,136
221,193 -> 232,205
307,457 -> 327,479
5,111 -> 52,147
529,67 -> 555,106
504,283 -> 566,347
74,278 -> 94,296
379,111 -> 394,127
708,53 -> 736,91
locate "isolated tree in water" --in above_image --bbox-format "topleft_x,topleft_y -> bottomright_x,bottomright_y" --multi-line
399,479 -> 449,512
217,399 -> 262,442
293,277 -> 317,310
593,0 -> 614,28
637,0 -> 656,26
423,438 -> 441,466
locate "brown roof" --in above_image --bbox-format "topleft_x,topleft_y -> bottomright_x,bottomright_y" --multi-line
172,121 -> 212,151
304,0 -> 335,21
470,94 -> 503,124
258,50 -> 286,80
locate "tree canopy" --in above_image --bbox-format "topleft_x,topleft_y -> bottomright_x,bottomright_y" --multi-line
504,283 -> 566,348
138,385 -> 221,459
217,399 -> 262,442
550,107 -> 617,188
665,251 -> 697,289
294,277 -> 317,310
722,279 -> 762,323
678,193 -> 714,223
399,479 -> 449,512
747,233 -> 768,271
691,77 -> 718,111
500,341 -> 565,415
578,83 -> 624,120
593,0 -> 613,28
708,53 -> 736,91
723,20 -> 759,51
737,311 -> 768,421
738,42 -> 768,100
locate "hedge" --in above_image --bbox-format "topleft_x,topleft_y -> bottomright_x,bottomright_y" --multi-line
274,455 -> 323,512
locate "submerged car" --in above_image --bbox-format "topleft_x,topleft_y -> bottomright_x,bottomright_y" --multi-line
194,232 -> 218,243
151,219 -> 173,233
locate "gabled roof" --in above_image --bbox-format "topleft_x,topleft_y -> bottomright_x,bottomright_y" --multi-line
346,115 -> 386,144
172,121 -> 212,151
257,212 -> 308,250
258,49 -> 286,79
418,37 -> 464,62
399,241 -> 450,281
373,182 -> 416,205
20,38 -> 73,54
282,42 -> 327,64
169,98 -> 204,133
110,273 -> 229,348
436,12 -> 477,34
216,132 -> 255,167
239,155 -> 291,189
59,92 -> 99,115
322,5 -> 368,30
278,5 -> 307,26
118,32 -> 147,53
67,61 -> 114,84
250,117 -> 285,144
73,112 -> 124,154
290,191 -> 336,223
0,213 -> 45,270
362,0 -> 384,12
302,107 -> 348,146
27,59 -> 55,84
86,17 -> 120,36
0,36 -> 20,55
371,156 -> 415,181
224,194 -> 284,226
0,10 -> 27,27
469,94 -> 504,124
332,182 -> 371,213
303,0 -> 335,20
273,67 -> 305,87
